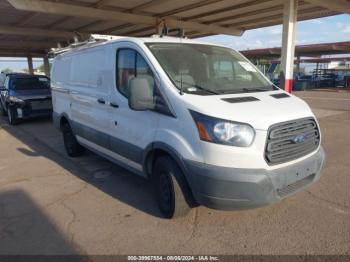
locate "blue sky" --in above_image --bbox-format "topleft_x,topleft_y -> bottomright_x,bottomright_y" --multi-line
0,58 -> 44,73
199,14 -> 350,50
1,14 -> 349,72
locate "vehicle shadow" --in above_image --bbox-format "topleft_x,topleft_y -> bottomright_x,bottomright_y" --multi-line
0,116 -> 163,218
0,190 -> 78,254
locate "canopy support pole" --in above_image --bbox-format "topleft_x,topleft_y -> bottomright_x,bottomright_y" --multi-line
43,56 -> 50,77
280,0 -> 298,93
27,55 -> 34,75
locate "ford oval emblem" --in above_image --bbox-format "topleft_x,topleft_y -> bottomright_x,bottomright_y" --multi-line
292,134 -> 306,144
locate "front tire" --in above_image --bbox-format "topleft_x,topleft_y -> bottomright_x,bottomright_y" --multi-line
153,156 -> 192,219
7,106 -> 19,125
0,102 -> 7,116
62,123 -> 84,157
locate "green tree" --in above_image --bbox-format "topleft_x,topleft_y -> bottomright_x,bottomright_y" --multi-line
36,63 -> 52,73
1,68 -> 12,74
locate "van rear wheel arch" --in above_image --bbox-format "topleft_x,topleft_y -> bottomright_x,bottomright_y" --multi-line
59,115 -> 70,131
59,115 -> 84,157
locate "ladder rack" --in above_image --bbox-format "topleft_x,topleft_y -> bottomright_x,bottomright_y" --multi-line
49,34 -> 122,57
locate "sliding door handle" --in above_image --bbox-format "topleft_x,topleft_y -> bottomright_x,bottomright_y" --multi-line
109,102 -> 119,108
97,98 -> 105,104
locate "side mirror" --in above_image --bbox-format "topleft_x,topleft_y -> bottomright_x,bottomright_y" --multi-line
128,77 -> 155,111
0,85 -> 5,91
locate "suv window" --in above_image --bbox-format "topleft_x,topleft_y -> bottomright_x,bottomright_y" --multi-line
9,76 -> 50,90
117,49 -> 155,98
0,74 -> 6,87
4,76 -> 9,89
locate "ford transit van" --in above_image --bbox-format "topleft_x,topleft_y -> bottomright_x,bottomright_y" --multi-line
51,36 -> 325,219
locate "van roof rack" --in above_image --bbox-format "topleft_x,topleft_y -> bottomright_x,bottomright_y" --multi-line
49,34 -> 122,57
160,27 -> 186,38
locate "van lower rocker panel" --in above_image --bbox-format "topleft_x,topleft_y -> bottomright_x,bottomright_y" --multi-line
76,136 -> 144,174
70,120 -> 144,165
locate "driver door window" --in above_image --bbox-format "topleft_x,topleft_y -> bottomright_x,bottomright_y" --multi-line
117,49 -> 155,98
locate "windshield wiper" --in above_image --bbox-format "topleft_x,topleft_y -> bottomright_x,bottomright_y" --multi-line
174,80 -> 219,95
236,87 -> 277,93
248,85 -> 279,91
242,87 -> 270,92
216,86 -> 276,94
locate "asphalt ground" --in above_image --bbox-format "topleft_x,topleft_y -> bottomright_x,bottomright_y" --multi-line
0,90 -> 349,255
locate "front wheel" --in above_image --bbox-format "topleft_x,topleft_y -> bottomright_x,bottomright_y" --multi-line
153,156 -> 192,219
7,106 -> 19,125
0,101 -> 7,116
62,123 -> 84,157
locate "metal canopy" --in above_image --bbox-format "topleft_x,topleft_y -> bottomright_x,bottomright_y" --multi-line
0,0 -> 349,57
241,41 -> 350,59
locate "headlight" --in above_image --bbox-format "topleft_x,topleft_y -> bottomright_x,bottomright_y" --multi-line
9,96 -> 24,104
190,110 -> 255,147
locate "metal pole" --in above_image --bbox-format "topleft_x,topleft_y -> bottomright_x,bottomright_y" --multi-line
27,55 -> 34,75
296,56 -> 300,74
43,56 -> 50,77
280,0 -> 298,93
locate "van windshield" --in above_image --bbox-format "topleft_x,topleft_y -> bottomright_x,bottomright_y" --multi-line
9,76 -> 50,90
146,43 -> 277,95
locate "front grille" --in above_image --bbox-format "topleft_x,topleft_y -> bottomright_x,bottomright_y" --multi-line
30,99 -> 52,110
277,173 -> 315,198
265,118 -> 320,165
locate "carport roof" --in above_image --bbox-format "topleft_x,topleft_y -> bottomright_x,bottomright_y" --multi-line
241,41 -> 350,58
0,0 -> 349,57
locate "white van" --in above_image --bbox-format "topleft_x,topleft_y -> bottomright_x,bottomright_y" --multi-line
51,36 -> 325,219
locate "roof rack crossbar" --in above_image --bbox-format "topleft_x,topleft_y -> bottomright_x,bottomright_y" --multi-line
49,34 -> 120,57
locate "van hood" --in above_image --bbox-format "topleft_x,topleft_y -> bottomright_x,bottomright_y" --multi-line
10,89 -> 51,100
182,91 -> 314,130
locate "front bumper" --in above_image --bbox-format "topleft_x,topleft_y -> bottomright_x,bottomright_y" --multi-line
10,99 -> 52,119
184,147 -> 325,210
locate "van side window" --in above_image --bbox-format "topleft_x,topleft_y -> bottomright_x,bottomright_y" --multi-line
117,49 -> 155,98
136,53 -> 155,90
118,49 -> 136,97
117,48 -> 173,116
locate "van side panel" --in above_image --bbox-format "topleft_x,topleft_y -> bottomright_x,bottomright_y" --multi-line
51,55 -> 73,127
69,48 -> 111,138
52,43 -> 157,177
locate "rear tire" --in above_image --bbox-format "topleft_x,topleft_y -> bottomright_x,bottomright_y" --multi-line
7,106 -> 19,125
62,122 -> 84,157
153,156 -> 192,219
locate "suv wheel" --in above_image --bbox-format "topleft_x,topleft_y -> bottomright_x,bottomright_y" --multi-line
62,123 -> 84,157
153,156 -> 191,219
0,102 -> 7,116
7,106 -> 19,125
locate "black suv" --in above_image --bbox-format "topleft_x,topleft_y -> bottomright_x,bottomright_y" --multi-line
0,74 -> 52,125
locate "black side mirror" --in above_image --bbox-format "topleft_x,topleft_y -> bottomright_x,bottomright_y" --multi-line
0,86 -> 6,91
128,77 -> 155,111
